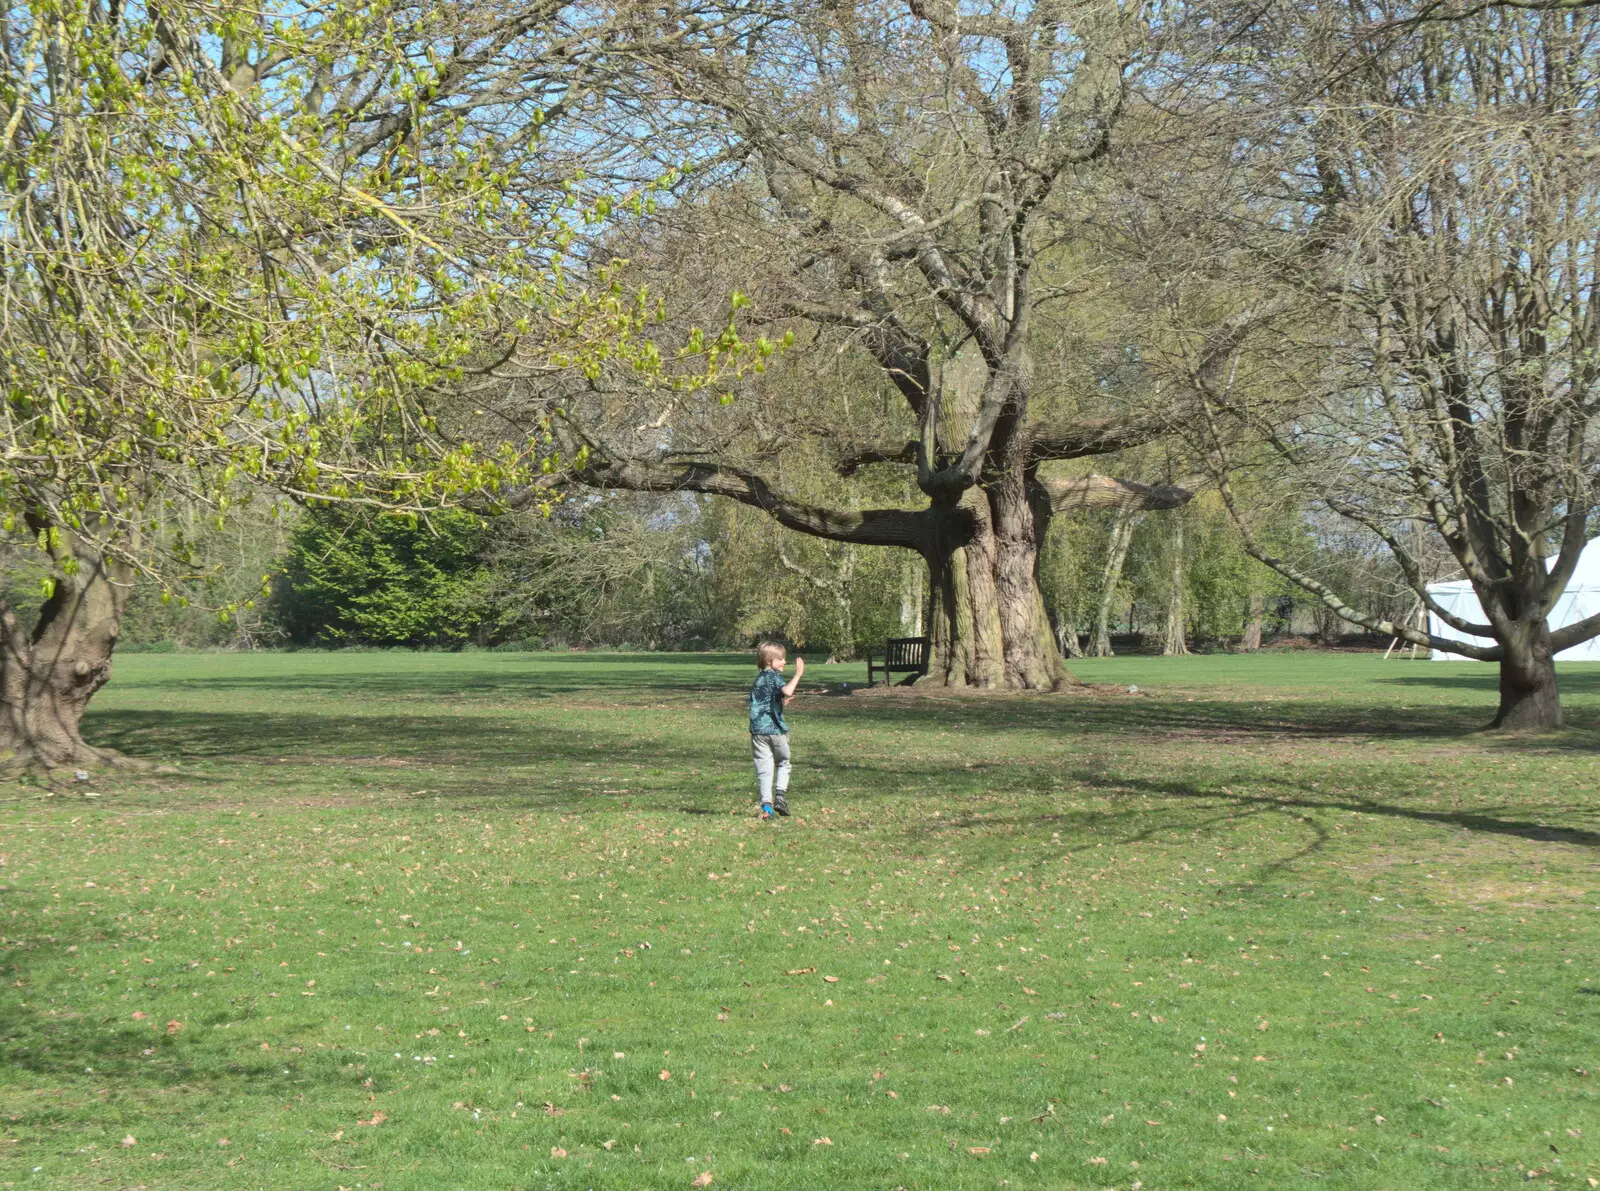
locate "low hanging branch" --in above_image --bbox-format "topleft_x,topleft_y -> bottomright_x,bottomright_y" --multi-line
1043,475 -> 1193,513
575,457 -> 930,549
1191,374 -> 1504,661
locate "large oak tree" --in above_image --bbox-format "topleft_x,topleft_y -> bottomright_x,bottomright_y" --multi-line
538,0 -> 1192,688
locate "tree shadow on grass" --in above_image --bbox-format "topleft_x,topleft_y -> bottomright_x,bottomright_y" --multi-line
826,686 -> 1600,749
0,945 -> 362,1153
114,652 -> 764,700
897,762 -> 1600,866
825,694 -> 1484,740
87,701 -> 739,763
79,707 -> 761,826
0,997 -> 297,1089
1375,665 -> 1600,695
0,881 -> 332,1093
889,770 -> 1595,914
82,679 -> 1598,848
82,707 -> 738,815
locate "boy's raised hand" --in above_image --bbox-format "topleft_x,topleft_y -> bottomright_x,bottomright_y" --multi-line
781,654 -> 805,701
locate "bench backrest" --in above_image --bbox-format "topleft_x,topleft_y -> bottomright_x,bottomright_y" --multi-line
884,636 -> 930,670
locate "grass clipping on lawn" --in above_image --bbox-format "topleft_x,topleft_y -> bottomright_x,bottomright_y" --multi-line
0,650 -> 1596,1189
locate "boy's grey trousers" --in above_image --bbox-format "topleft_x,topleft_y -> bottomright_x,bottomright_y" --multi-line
751,733 -> 791,804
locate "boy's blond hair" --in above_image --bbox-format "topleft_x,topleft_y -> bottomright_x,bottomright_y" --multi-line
756,641 -> 787,670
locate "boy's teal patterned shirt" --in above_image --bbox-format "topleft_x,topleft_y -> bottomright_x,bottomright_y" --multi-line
748,668 -> 788,735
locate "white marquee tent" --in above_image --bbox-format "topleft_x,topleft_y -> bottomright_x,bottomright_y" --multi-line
1427,538 -> 1600,661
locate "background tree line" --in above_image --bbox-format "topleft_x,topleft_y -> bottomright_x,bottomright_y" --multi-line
54,482 -> 1418,658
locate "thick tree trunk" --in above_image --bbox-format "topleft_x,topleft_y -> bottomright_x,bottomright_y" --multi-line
0,552 -> 136,774
994,471 -> 1065,689
1240,591 -> 1264,652
1088,508 -> 1137,657
926,493 -> 1004,687
924,488 -> 1067,690
1491,621 -> 1561,732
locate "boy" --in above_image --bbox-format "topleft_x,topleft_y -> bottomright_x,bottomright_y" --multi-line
749,642 -> 804,819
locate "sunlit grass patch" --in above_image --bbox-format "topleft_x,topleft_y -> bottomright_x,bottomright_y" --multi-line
1,651 -> 1596,1189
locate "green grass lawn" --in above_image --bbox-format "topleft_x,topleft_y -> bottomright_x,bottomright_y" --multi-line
2,650 -> 1597,1190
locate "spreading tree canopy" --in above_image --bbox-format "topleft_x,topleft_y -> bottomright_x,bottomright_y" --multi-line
0,0 -> 694,770
476,0 -> 1197,689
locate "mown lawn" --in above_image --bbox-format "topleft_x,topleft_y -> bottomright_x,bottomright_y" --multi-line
1,650 -> 1597,1190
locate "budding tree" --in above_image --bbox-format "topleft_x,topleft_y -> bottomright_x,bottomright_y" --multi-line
0,0 -> 669,770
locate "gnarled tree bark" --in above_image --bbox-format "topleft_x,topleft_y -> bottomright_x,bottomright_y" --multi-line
1493,620 -> 1561,731
0,544 -> 137,774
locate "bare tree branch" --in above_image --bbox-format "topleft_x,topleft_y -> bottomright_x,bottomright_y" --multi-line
1042,475 -> 1193,512
577,458 -> 928,550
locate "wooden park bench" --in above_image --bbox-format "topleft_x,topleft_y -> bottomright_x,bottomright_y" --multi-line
867,636 -> 931,687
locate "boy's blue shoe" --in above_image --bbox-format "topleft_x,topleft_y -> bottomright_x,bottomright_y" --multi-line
760,804 -> 774,819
